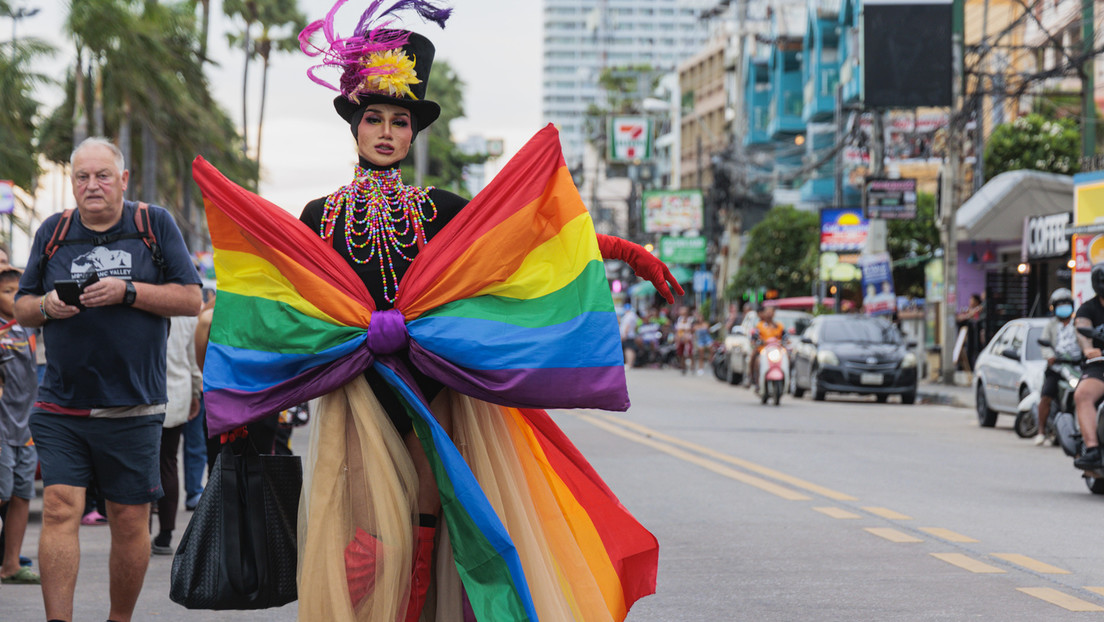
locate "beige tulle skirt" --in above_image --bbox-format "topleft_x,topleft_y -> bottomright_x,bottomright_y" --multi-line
296,375 -> 622,621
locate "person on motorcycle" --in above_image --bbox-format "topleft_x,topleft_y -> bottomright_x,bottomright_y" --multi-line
1073,264 -> 1104,469
748,305 -> 785,389
1037,288 -> 1079,446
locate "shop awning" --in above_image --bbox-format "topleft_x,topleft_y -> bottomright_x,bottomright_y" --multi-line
955,170 -> 1072,242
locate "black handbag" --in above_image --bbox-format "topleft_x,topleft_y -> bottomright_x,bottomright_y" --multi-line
170,439 -> 302,609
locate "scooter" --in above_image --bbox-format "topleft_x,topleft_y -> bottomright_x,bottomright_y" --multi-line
755,335 -> 788,406
1015,340 -> 1080,440
1052,326 -> 1104,494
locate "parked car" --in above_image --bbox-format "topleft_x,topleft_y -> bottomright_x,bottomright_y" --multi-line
790,315 -> 918,403
722,309 -> 813,385
972,317 -> 1049,427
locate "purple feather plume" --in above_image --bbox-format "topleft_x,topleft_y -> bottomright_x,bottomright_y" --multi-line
300,0 -> 451,97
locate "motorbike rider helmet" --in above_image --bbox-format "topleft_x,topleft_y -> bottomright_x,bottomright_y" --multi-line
1049,288 -> 1073,307
1050,287 -> 1074,319
1093,263 -> 1104,299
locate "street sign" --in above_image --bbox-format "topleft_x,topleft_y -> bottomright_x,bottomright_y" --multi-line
608,116 -> 653,162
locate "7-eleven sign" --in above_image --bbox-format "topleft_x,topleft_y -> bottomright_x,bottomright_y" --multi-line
608,117 -> 653,162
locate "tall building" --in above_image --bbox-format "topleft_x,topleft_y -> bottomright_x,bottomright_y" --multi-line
542,0 -> 712,171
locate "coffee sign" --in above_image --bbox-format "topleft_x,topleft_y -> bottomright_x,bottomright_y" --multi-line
1023,213 -> 1071,260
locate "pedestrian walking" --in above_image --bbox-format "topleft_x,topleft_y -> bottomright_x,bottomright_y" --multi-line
0,268 -> 42,586
14,137 -> 202,622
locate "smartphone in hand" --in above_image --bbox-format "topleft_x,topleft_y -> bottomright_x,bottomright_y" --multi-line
54,272 -> 100,310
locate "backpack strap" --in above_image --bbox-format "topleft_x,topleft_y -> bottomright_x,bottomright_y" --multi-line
134,202 -> 166,276
37,209 -> 76,276
37,203 -> 167,278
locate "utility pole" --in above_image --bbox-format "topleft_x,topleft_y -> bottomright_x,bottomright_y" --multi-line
1082,0 -> 1095,159
940,0 -> 965,384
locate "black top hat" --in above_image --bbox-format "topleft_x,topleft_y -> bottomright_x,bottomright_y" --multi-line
332,31 -> 441,129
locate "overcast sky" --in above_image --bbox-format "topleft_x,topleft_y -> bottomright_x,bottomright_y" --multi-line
18,0 -> 544,212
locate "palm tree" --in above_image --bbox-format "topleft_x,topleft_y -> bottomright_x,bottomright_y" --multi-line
0,29 -> 52,193
223,0 -> 259,157
252,0 -> 305,186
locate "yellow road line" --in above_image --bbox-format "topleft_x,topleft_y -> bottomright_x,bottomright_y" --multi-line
863,506 -> 912,520
1016,588 -> 1104,611
991,554 -> 1070,574
1084,586 -> 1104,597
864,527 -> 923,543
576,413 -> 810,500
813,506 -> 861,519
931,553 -> 1006,573
590,413 -> 856,500
918,527 -> 978,543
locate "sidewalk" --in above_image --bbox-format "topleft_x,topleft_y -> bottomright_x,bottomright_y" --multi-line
4,439 -> 302,621
917,378 -> 976,409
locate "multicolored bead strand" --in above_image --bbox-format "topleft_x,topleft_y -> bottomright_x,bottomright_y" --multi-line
319,166 -> 437,303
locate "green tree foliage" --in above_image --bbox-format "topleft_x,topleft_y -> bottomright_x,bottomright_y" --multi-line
0,33 -> 53,192
983,113 -> 1080,180
39,0 -> 257,250
887,192 -> 939,298
729,205 -> 819,299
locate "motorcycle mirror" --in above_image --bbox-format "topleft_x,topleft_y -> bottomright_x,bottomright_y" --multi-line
1038,338 -> 1052,348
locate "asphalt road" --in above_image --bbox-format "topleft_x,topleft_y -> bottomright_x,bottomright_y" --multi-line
6,369 -> 1102,621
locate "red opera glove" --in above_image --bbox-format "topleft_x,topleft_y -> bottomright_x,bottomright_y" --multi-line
596,234 -> 685,304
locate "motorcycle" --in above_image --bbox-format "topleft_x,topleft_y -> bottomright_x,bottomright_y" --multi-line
754,334 -> 788,406
1015,340 -> 1080,441
1052,325 -> 1104,494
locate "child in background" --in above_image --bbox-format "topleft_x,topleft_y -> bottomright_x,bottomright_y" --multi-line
0,268 -> 41,584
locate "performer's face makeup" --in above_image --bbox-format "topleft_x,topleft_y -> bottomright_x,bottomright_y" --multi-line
357,105 -> 414,167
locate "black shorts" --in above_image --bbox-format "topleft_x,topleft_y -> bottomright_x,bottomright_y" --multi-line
1041,368 -> 1061,399
1083,364 -> 1104,383
29,412 -> 165,505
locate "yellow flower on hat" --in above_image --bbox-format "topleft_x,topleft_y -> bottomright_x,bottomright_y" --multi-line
353,48 -> 421,101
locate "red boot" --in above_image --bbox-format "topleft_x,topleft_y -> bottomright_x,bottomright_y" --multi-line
404,525 -> 436,622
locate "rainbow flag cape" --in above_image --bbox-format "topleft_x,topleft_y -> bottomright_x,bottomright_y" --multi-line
192,124 -> 655,620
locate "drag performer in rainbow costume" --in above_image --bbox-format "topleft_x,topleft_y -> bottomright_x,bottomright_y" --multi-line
192,1 -> 675,620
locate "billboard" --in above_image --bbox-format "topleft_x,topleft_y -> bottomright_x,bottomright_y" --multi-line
608,117 -> 653,162
860,252 -> 897,316
864,178 -> 917,220
863,0 -> 953,108
642,189 -> 703,233
820,208 -> 868,253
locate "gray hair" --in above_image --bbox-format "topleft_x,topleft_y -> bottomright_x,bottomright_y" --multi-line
70,137 -> 126,172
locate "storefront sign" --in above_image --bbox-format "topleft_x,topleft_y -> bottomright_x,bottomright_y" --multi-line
608,116 -> 653,162
659,235 -> 707,264
1023,213 -> 1071,260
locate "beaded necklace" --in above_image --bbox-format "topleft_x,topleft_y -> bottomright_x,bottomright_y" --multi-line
319,166 -> 437,303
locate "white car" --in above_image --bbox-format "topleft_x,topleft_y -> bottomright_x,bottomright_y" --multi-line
722,309 -> 812,385
973,317 -> 1050,427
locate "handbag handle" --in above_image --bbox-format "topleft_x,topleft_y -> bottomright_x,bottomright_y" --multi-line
221,440 -> 271,599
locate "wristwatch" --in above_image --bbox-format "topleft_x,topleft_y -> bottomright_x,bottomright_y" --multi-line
123,280 -> 136,306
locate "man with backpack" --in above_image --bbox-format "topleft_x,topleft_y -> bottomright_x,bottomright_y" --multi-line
13,137 -> 202,622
